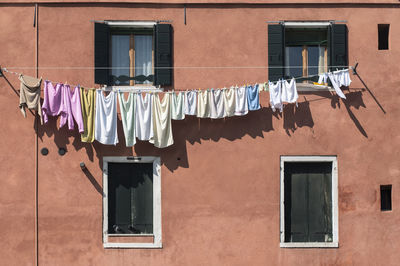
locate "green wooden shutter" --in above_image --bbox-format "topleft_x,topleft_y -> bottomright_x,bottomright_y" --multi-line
330,24 -> 348,70
287,172 -> 308,242
268,24 -> 284,82
154,24 -> 172,86
94,22 -> 110,85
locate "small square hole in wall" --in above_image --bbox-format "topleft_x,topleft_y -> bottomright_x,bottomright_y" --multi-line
380,185 -> 392,211
378,24 -> 389,50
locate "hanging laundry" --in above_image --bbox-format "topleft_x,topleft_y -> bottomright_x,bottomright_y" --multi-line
135,93 -> 153,141
235,86 -> 248,116
59,85 -> 84,133
269,80 -> 283,112
318,72 -> 329,85
223,87 -> 236,117
94,90 -> 118,145
247,84 -> 261,111
18,74 -> 43,124
80,88 -> 96,143
281,78 -> 298,105
209,89 -> 225,119
184,90 -> 197,115
118,92 -> 136,147
171,91 -> 185,120
152,93 -> 173,148
197,90 -> 211,118
335,69 -> 352,87
42,81 -> 67,124
328,72 -> 347,99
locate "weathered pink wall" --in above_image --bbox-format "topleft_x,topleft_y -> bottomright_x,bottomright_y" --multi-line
0,3 -> 399,266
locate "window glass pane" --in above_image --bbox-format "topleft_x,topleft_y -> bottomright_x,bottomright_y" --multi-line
135,35 -> 153,84
284,46 -> 303,78
111,35 -> 130,85
307,46 -> 326,76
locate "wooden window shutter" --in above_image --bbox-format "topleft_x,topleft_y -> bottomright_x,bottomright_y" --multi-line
268,24 -> 284,82
94,22 -> 110,85
154,24 -> 172,86
330,24 -> 348,70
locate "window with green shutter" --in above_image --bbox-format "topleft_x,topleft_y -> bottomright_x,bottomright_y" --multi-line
268,22 -> 348,83
280,156 -> 339,248
94,22 -> 173,86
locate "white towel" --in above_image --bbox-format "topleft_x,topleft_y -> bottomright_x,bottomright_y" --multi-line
281,78 -> 298,104
135,93 -> 154,141
118,92 -> 136,147
152,93 -> 173,148
223,87 -> 236,117
197,90 -> 210,118
184,90 -> 197,115
171,91 -> 185,120
337,69 -> 352,87
209,89 -> 225,119
94,90 -> 118,145
234,86 -> 248,116
328,72 -> 347,99
269,80 -> 283,112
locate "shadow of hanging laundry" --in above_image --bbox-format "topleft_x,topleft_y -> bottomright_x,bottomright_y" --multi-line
283,101 -> 314,136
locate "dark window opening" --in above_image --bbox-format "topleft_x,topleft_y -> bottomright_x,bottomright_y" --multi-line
284,162 -> 333,243
108,162 -> 154,234
380,185 -> 392,211
378,24 -> 389,50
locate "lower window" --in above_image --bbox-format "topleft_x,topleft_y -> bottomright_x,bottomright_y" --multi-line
103,157 -> 162,248
280,156 -> 338,248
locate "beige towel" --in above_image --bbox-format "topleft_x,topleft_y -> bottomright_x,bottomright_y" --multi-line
223,87 -> 236,117
196,90 -> 210,118
18,74 -> 43,124
152,93 -> 173,148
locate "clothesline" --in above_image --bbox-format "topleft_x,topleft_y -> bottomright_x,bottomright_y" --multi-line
1,65 -> 353,70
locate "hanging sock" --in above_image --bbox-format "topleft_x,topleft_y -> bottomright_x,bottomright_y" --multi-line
197,90 -> 210,118
269,80 -> 283,112
18,74 -> 43,124
209,89 -> 225,119
80,88 -> 96,143
281,78 -> 298,105
135,93 -> 153,141
184,90 -> 197,115
328,72 -> 347,99
42,81 -> 68,125
318,73 -> 328,84
118,92 -> 136,147
94,90 -> 118,145
223,87 -> 236,117
234,86 -> 248,116
247,84 -> 261,111
171,91 -> 185,120
59,85 -> 84,133
152,93 -> 173,148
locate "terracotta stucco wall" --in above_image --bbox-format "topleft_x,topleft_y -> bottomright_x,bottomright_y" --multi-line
0,3 -> 399,266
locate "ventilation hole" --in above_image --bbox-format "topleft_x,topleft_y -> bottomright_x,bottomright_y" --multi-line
40,148 -> 49,156
380,185 -> 392,211
378,24 -> 389,50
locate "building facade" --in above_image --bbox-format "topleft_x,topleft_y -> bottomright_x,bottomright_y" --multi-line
0,0 -> 399,265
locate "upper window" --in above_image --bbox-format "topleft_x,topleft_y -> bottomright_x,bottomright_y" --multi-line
268,22 -> 348,84
103,156 -> 162,248
280,156 -> 338,248
378,24 -> 389,50
94,21 -> 172,87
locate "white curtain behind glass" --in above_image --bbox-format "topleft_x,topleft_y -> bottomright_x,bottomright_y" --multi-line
135,35 -> 153,84
111,35 -> 130,85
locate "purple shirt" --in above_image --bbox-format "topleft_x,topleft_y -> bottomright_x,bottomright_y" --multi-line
42,81 -> 84,133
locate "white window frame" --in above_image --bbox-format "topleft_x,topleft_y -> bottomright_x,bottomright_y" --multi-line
106,20 -> 161,92
280,155 -> 339,248
103,156 -> 162,249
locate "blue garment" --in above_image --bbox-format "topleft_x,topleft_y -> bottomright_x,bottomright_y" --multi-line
247,84 -> 260,111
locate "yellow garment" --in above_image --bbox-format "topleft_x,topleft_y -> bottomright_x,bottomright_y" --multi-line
80,88 -> 96,143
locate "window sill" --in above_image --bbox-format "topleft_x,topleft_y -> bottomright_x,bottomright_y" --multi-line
105,85 -> 163,92
295,83 -> 334,92
104,242 -> 162,249
280,242 -> 338,248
